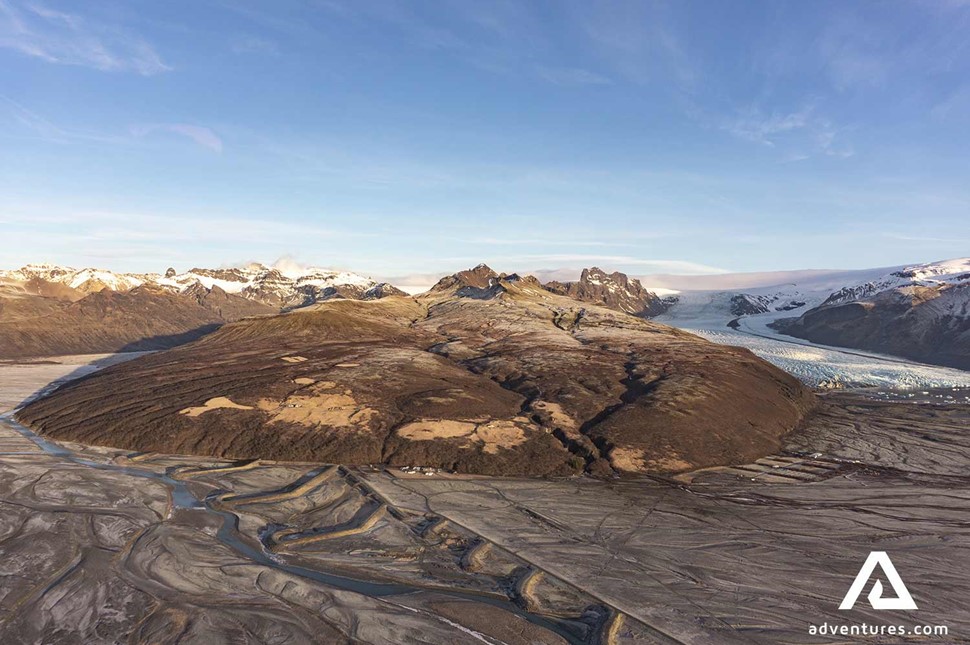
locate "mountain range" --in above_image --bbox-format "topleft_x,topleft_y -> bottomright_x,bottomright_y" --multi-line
2,258 -> 968,370
16,264 -> 812,477
773,259 -> 970,370
0,263 -> 405,307
8,257 -> 969,478
0,263 -> 405,358
0,262 -> 666,359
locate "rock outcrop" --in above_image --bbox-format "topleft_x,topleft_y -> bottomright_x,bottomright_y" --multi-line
543,267 -> 667,317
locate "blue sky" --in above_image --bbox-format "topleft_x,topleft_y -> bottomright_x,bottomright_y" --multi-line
1,0 -> 968,281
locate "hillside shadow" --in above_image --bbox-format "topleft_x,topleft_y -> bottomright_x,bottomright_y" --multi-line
10,323 -> 223,413
114,324 -> 221,352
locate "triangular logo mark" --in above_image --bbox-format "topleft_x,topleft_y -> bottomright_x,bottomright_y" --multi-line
839,551 -> 917,611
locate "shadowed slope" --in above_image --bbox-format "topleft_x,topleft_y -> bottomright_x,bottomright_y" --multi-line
0,285 -> 273,359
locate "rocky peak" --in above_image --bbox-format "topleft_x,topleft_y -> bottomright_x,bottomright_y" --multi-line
581,267 -> 628,287
362,283 -> 408,300
499,273 -> 543,288
430,264 -> 499,292
544,267 -> 667,317
459,264 -> 498,288
187,267 -> 251,283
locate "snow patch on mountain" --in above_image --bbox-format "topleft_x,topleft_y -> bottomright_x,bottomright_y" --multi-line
0,262 -> 400,309
653,258 -> 970,388
654,259 -> 970,327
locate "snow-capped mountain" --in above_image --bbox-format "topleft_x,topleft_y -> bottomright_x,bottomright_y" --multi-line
0,263 -> 405,309
775,259 -> 970,370
818,258 -> 970,306
653,258 -> 970,372
0,264 -> 151,295
651,260 -> 968,323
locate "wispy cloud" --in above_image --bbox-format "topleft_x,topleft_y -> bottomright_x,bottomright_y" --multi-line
473,254 -> 728,275
0,94 -> 68,141
536,66 -> 611,86
230,34 -> 279,56
130,123 -> 223,152
817,6 -> 970,93
818,23 -> 890,91
716,103 -> 854,159
569,0 -> 695,88
311,2 -> 631,87
883,232 -> 970,244
0,207 -> 357,264
931,85 -> 970,121
723,106 -> 813,147
0,94 -> 125,144
465,237 -> 629,247
0,0 -> 170,75
2,96 -> 222,153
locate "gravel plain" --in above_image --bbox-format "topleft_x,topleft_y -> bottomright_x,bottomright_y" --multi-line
1,356 -> 968,643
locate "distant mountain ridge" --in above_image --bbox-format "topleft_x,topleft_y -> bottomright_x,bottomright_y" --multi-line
0,260 -> 669,359
0,283 -> 273,359
7,258 -> 965,370
0,263 -> 404,309
773,258 -> 970,370
0,262 -> 405,359
427,264 -> 669,317
655,257 -> 970,371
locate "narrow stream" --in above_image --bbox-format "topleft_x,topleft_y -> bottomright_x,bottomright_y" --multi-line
0,413 -> 587,644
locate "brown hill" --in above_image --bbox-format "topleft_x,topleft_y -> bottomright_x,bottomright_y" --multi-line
0,285 -> 273,359
17,268 -> 814,477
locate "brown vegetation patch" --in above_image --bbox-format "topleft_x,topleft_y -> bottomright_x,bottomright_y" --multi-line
396,419 -> 477,441
476,420 -> 528,454
180,397 -> 254,417
257,388 -> 377,429
610,446 -> 692,473
532,401 -> 578,433
397,418 -> 529,454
